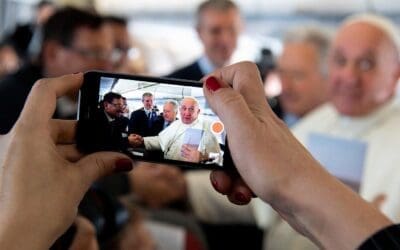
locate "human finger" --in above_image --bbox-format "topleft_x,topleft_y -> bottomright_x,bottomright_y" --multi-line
181,145 -> 190,156
203,75 -> 263,154
57,144 -> 83,162
210,170 -> 233,195
203,74 -> 255,128
204,62 -> 272,118
69,216 -> 98,250
226,178 -> 253,205
50,119 -> 77,144
74,151 -> 133,188
17,73 -> 83,129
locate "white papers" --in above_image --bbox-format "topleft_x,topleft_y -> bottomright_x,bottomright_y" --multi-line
182,128 -> 203,146
307,132 -> 368,191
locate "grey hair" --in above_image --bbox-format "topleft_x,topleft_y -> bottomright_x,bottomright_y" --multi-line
196,0 -> 239,28
284,25 -> 333,76
180,96 -> 199,108
142,92 -> 153,100
164,99 -> 179,113
342,13 -> 400,58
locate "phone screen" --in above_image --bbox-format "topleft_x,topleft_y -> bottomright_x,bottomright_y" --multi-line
77,71 -> 234,170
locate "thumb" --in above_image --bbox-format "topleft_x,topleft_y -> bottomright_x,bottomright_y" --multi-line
203,76 -> 257,135
75,152 -> 133,186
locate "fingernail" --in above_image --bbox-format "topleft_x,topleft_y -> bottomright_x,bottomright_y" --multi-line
205,76 -> 221,92
210,173 -> 219,190
73,72 -> 81,74
235,192 -> 248,203
211,178 -> 219,191
115,159 -> 133,172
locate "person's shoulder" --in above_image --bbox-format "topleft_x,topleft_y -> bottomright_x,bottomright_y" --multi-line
368,97 -> 400,135
295,103 -> 335,126
0,63 -> 42,97
0,62 -> 42,85
154,114 -> 164,123
166,119 -> 180,129
121,116 -> 129,123
166,60 -> 203,81
92,109 -> 108,122
0,63 -> 43,134
131,107 -> 145,115
291,103 -> 336,139
135,107 -> 145,112
200,119 -> 213,130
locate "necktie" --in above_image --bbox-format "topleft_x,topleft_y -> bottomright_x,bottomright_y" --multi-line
147,112 -> 153,127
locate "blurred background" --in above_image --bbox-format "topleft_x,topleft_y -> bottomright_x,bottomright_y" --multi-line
2,0 -> 400,76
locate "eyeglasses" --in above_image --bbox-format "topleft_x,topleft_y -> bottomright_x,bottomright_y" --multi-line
109,102 -> 126,108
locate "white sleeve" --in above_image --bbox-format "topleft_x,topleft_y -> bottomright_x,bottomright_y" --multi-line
143,136 -> 161,150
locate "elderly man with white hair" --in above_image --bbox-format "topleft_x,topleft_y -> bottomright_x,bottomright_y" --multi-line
276,25 -> 332,127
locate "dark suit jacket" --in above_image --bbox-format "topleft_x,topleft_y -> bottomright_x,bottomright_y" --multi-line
150,115 -> 165,135
77,112 -> 132,198
166,60 -> 204,81
76,109 -> 129,153
0,62 -> 86,134
0,63 -> 43,134
150,115 -> 178,135
128,108 -> 158,136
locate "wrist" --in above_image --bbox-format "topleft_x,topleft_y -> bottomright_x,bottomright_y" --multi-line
273,163 -> 392,249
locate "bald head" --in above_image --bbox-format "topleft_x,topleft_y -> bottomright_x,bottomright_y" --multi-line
179,97 -> 200,124
328,14 -> 400,117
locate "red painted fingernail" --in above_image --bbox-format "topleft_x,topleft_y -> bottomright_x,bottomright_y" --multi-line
115,159 -> 133,172
235,192 -> 248,203
205,76 -> 221,92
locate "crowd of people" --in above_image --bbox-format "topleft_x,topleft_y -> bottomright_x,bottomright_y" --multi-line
1,0 -> 400,249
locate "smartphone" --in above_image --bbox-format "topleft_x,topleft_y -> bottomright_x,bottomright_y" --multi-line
76,71 -> 235,170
